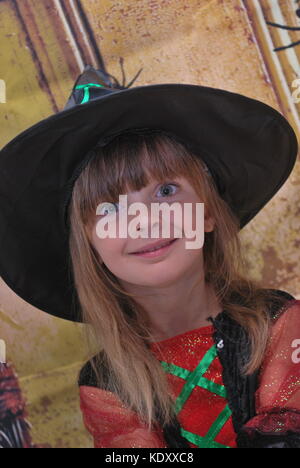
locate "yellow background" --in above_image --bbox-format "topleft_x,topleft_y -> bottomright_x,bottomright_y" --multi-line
0,0 -> 299,448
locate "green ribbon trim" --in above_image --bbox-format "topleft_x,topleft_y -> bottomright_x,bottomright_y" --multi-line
160,360 -> 227,399
75,83 -> 105,103
180,425 -> 231,449
161,344 -> 219,414
196,404 -> 232,448
160,344 -> 233,448
179,403 -> 232,448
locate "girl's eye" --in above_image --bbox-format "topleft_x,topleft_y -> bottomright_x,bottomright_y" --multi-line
156,183 -> 178,198
97,202 -> 119,216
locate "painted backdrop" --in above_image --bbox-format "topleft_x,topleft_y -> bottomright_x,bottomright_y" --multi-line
0,0 -> 299,448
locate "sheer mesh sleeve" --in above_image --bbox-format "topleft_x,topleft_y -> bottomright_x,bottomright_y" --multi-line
79,385 -> 167,448
238,299 -> 300,448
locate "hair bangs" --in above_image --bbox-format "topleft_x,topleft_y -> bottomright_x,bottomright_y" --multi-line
81,131 -> 199,227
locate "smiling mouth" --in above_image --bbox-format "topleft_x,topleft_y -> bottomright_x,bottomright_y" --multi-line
129,238 -> 178,257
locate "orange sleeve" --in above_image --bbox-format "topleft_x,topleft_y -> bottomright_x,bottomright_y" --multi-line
79,385 -> 167,448
242,299 -> 300,437
255,300 -> 300,411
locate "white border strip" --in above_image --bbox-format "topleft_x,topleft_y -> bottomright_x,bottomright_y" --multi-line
252,0 -> 300,130
69,0 -> 98,68
53,0 -> 85,71
271,0 -> 300,76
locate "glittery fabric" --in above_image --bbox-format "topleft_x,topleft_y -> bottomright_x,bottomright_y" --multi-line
79,298 -> 300,448
241,300 -> 300,437
79,325 -> 237,448
79,386 -> 167,448
150,325 -> 237,448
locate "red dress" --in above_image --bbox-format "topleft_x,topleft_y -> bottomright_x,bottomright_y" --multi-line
149,325 -> 237,448
80,324 -> 237,448
79,300 -> 300,448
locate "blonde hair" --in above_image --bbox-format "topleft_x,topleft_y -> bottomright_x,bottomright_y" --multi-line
68,130 -> 287,432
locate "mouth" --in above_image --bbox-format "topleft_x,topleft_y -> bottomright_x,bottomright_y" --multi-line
129,238 -> 178,258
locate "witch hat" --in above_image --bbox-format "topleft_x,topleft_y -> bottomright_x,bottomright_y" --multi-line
0,64 -> 298,321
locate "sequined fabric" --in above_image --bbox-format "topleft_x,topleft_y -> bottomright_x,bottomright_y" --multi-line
79,325 -> 238,448
241,300 -> 300,438
150,325 -> 237,448
78,297 -> 300,448
79,386 -> 167,448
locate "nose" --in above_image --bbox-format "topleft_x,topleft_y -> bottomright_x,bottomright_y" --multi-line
128,208 -> 161,238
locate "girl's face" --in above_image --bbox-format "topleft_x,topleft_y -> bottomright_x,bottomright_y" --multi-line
90,176 -> 215,288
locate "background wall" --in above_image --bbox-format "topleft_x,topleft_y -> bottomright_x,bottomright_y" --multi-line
0,0 -> 299,448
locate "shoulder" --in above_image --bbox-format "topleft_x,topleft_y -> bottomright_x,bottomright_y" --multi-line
268,295 -> 300,333
262,288 -> 296,320
266,288 -> 295,302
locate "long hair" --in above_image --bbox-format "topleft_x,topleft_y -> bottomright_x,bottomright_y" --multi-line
68,130 -> 287,437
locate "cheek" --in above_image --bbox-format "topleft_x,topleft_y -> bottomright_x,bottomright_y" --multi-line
179,196 -> 205,234
91,226 -> 125,262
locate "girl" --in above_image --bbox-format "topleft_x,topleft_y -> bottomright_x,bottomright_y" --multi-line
0,66 -> 299,448
73,129 -> 300,449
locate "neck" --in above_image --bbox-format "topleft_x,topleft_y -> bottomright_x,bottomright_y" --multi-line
120,268 -> 222,343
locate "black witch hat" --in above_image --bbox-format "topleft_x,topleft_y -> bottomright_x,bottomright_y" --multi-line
0,64 -> 298,322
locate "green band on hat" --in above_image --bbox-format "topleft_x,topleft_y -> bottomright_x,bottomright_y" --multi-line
75,83 -> 105,104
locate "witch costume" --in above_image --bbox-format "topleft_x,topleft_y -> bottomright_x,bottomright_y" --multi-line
0,65 -> 299,448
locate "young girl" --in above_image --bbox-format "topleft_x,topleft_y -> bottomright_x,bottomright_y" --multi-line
0,66 -> 299,448
73,129 -> 300,449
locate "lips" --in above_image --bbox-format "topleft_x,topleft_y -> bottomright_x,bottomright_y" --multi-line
130,238 -> 176,254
